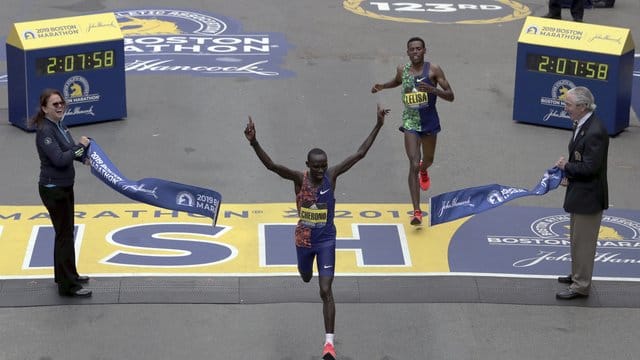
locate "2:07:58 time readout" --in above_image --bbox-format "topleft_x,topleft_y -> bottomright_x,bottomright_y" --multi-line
526,54 -> 609,81
36,49 -> 115,76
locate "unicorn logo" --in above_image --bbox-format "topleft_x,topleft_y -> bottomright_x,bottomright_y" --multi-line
563,225 -> 623,241
552,80 -> 576,102
112,8 -> 292,78
118,15 -> 181,36
63,76 -> 90,99
69,83 -> 83,97
22,30 -> 37,39
558,86 -> 570,101
532,214 -> 640,241
176,191 -> 195,207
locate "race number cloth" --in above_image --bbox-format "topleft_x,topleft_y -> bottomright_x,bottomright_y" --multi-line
430,167 -> 564,225
87,140 -> 221,225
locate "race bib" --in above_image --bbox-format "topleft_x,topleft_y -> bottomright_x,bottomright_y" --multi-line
403,90 -> 429,109
299,205 -> 327,228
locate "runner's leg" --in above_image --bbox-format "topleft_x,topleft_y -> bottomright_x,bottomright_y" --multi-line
297,246 -> 314,282
319,276 -> 335,333
404,131 -> 422,211
317,242 -> 336,333
420,134 -> 437,171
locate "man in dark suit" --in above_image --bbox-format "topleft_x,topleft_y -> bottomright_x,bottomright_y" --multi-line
555,86 -> 609,300
543,0 -> 584,22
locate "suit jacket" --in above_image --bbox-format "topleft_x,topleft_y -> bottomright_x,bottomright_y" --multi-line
563,113 -> 609,214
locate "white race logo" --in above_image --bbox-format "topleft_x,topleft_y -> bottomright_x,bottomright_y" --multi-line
176,191 -> 195,207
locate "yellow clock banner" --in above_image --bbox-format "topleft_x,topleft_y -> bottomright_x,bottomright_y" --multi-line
7,12 -> 123,50
518,16 -> 634,55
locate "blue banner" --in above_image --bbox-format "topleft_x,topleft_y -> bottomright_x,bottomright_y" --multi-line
87,140 -> 221,225
430,167 -> 564,225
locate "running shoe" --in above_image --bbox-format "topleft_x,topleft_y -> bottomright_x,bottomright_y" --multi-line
322,342 -> 336,360
410,210 -> 423,226
419,160 -> 430,191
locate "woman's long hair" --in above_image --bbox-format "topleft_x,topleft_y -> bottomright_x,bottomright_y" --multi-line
28,89 -> 64,130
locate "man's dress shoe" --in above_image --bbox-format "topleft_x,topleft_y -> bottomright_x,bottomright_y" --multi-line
557,275 -> 572,284
76,275 -> 90,283
556,289 -> 588,300
592,0 -> 613,7
542,13 -> 561,19
59,288 -> 92,297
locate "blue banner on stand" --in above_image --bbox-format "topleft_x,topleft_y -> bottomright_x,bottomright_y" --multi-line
87,140 -> 221,225
430,167 -> 564,225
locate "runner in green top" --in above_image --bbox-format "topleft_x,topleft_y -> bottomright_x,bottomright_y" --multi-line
371,36 -> 454,225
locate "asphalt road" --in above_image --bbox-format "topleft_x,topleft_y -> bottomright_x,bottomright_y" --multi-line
0,0 -> 639,359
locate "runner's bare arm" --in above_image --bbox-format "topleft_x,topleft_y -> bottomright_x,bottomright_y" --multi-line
244,116 -> 303,185
430,63 -> 454,102
329,104 -> 388,182
371,65 -> 403,93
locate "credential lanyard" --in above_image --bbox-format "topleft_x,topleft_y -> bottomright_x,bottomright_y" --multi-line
56,121 -> 71,143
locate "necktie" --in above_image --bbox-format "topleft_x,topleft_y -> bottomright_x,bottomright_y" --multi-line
572,121 -> 580,141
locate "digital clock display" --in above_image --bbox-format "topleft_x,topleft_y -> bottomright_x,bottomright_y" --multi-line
526,54 -> 609,81
35,49 -> 115,76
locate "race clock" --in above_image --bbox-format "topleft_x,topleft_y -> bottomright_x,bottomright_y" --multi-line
6,13 -> 126,130
513,16 -> 634,135
36,50 -> 116,76
525,54 -> 610,81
